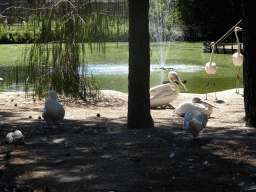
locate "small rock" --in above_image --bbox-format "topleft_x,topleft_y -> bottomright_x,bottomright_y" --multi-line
170,153 -> 175,158
97,113 -> 101,117
238,181 -> 245,186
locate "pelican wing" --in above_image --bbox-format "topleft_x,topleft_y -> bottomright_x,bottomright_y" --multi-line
174,103 -> 209,116
150,83 -> 173,97
150,84 -> 177,107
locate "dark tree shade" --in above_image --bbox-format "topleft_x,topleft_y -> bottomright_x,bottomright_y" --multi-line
128,0 -> 154,129
242,0 -> 256,127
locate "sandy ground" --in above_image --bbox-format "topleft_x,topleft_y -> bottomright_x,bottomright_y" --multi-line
1,88 -> 256,192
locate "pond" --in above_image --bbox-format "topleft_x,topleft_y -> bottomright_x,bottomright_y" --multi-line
0,42 -> 243,94
84,42 -> 243,94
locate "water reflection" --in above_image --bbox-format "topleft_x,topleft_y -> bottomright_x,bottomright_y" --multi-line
85,63 -> 204,75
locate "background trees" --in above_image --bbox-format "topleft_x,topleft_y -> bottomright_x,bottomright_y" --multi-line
174,0 -> 242,41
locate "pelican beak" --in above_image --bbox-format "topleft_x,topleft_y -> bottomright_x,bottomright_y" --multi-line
200,100 -> 218,108
171,76 -> 188,92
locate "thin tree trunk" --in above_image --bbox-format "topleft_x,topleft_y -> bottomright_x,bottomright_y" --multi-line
242,0 -> 256,127
128,0 -> 154,129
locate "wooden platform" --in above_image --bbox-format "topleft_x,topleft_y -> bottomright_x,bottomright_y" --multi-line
202,42 -> 243,54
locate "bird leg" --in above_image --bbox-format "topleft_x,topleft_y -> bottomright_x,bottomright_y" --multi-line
162,103 -> 175,109
150,103 -> 175,110
206,74 -> 210,100
213,74 -> 217,100
236,67 -> 240,94
237,66 -> 240,94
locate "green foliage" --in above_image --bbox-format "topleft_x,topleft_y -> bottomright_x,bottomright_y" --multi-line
2,0 -> 128,99
0,25 -> 34,44
11,0 -> 128,99
0,17 -> 128,43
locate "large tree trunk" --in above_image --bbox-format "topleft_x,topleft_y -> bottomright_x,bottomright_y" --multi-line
128,0 -> 154,129
242,0 -> 256,127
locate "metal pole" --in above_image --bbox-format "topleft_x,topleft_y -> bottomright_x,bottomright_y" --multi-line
215,19 -> 242,45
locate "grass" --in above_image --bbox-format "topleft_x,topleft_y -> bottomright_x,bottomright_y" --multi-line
0,44 -> 31,66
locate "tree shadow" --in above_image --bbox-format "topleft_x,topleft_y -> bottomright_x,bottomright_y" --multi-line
1,115 -> 256,191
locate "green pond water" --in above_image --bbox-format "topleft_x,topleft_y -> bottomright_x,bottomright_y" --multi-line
86,42 -> 243,94
0,42 -> 243,93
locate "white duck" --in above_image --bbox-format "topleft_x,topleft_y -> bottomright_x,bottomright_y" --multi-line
173,96 -> 217,117
6,127 -> 25,144
42,90 -> 65,129
150,71 -> 188,108
183,110 -> 208,139
232,27 -> 243,93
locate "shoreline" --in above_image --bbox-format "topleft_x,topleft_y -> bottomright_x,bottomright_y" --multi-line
0,88 -> 246,128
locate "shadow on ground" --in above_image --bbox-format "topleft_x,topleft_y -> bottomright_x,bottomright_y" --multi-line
1,111 -> 256,191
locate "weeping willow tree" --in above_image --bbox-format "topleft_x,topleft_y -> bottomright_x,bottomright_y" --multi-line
8,0 -> 127,99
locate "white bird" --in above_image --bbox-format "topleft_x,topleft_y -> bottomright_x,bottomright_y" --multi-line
205,42 -> 217,100
183,110 -> 208,139
0,78 -> 3,80
6,128 -> 25,144
173,96 -> 218,117
42,90 -> 65,129
232,27 -> 243,94
150,71 -> 188,108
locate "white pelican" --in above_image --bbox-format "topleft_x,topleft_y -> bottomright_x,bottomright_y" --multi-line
205,42 -> 217,100
150,71 -> 188,108
183,110 -> 208,139
42,90 -> 65,129
6,128 -> 25,144
173,96 -> 218,117
232,27 -> 243,94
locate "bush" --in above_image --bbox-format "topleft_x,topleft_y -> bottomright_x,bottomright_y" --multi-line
0,25 -> 35,44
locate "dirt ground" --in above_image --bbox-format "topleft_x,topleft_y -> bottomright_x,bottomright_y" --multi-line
1,88 -> 256,192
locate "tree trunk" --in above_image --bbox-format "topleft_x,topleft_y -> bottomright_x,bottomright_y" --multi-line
128,0 -> 154,129
242,0 -> 256,127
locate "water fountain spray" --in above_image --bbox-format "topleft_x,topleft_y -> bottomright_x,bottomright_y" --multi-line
149,0 -> 173,70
